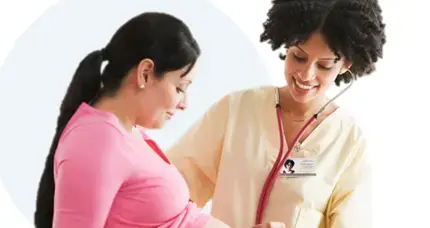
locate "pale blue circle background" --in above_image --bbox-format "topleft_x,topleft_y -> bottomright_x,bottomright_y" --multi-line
0,0 -> 271,222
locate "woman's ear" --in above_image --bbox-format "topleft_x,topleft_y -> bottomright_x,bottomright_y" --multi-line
136,58 -> 155,88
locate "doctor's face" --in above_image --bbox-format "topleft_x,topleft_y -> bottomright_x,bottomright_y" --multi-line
284,32 -> 351,104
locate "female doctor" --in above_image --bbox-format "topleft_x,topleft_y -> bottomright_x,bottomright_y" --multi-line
166,0 -> 386,227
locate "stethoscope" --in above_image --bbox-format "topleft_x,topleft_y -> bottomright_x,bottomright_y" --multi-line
254,75 -> 356,225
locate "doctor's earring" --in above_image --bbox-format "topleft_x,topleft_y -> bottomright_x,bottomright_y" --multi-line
139,84 -> 145,89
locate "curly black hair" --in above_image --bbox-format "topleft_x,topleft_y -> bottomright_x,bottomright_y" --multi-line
260,0 -> 386,86
285,159 -> 295,167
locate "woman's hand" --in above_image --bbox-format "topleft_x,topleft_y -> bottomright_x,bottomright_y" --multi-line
253,222 -> 286,228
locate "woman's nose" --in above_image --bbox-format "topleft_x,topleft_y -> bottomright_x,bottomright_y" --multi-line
176,95 -> 188,111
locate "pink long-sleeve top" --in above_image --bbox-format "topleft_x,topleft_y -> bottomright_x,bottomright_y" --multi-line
52,102 -> 211,227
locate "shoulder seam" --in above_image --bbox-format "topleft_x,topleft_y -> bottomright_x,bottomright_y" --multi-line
60,120 -> 124,142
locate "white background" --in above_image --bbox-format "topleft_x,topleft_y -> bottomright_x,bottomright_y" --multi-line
1,0 -> 429,227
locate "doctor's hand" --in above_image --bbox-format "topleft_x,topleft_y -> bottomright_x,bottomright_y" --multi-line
253,222 -> 286,228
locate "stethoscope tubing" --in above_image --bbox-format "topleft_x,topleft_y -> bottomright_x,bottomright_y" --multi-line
255,79 -> 355,225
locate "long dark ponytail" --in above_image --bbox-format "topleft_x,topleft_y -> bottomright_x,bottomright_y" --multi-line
34,50 -> 105,228
34,12 -> 200,228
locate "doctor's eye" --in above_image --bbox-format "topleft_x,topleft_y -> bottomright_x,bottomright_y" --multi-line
318,64 -> 332,70
293,54 -> 306,63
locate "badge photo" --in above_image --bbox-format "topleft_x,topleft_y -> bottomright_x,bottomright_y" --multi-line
280,157 -> 317,177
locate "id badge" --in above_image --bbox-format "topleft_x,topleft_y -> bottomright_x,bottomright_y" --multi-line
279,157 -> 317,177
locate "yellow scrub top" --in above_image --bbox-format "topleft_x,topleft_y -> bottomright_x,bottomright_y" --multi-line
166,86 -> 372,228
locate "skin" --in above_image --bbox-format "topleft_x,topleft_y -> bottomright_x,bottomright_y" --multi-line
285,164 -> 294,173
95,58 -> 194,132
253,222 -> 286,228
278,32 -> 352,146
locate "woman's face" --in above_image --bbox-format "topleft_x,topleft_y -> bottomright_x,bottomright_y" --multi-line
134,60 -> 195,129
284,32 -> 351,104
